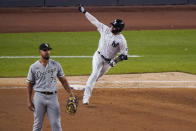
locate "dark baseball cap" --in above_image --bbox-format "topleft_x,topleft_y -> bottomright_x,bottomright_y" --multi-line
39,43 -> 52,51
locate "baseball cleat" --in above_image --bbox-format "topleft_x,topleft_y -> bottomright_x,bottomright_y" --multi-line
83,102 -> 89,105
82,99 -> 89,105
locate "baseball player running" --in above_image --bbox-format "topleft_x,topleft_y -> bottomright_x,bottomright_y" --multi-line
78,6 -> 128,105
26,43 -> 74,131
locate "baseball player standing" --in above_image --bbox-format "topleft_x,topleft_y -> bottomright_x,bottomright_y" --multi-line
78,6 -> 128,105
26,43 -> 74,131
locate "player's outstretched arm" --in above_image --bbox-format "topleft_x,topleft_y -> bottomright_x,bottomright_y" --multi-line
58,76 -> 74,97
78,5 -> 102,29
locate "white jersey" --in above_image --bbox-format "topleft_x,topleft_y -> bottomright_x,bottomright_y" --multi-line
27,59 -> 64,92
85,12 -> 128,59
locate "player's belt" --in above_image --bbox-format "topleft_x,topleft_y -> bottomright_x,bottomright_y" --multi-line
37,91 -> 57,95
97,51 -> 111,62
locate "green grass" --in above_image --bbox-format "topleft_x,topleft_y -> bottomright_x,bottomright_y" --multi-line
0,29 -> 196,77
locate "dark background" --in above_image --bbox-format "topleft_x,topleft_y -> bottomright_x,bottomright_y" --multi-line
0,0 -> 196,7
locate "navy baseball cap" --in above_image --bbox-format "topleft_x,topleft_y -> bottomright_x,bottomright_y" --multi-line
39,43 -> 52,51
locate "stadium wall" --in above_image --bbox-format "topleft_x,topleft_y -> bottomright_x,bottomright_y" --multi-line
0,0 -> 195,7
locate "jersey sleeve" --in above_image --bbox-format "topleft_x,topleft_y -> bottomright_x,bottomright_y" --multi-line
120,36 -> 128,55
26,65 -> 35,83
57,63 -> 65,77
85,12 -> 108,33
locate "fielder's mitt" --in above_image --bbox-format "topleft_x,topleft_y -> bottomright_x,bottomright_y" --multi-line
66,96 -> 79,114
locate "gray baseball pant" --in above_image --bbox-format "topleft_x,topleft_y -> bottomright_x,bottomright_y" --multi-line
33,92 -> 62,131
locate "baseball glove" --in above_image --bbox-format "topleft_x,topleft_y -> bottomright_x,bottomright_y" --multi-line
66,96 -> 79,114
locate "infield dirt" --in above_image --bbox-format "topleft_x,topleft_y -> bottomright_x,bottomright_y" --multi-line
0,72 -> 196,131
1,86 -> 196,131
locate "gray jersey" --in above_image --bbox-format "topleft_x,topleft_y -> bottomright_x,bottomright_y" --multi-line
27,59 -> 64,92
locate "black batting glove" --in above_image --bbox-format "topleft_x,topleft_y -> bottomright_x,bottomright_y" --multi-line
109,59 -> 117,67
78,5 -> 87,14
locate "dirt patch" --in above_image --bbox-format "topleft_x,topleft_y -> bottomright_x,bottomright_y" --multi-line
0,72 -> 196,131
1,88 -> 196,131
0,6 -> 196,33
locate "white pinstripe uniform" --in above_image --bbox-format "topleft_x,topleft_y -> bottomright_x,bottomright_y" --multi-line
83,12 -> 128,104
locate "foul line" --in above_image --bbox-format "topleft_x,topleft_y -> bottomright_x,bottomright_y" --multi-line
1,85 -> 196,89
69,80 -> 196,84
0,55 -> 140,59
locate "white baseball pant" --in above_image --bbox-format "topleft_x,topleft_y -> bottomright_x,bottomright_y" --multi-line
83,51 -> 111,103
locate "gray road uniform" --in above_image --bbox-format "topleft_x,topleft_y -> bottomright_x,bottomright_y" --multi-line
83,12 -> 128,104
27,59 -> 64,131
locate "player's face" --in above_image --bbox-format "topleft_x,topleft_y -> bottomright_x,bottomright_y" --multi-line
110,25 -> 119,34
110,25 -> 115,32
40,49 -> 50,60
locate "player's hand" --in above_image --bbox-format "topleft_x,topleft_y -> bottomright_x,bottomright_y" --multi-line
27,101 -> 35,112
109,59 -> 116,67
78,5 -> 86,14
